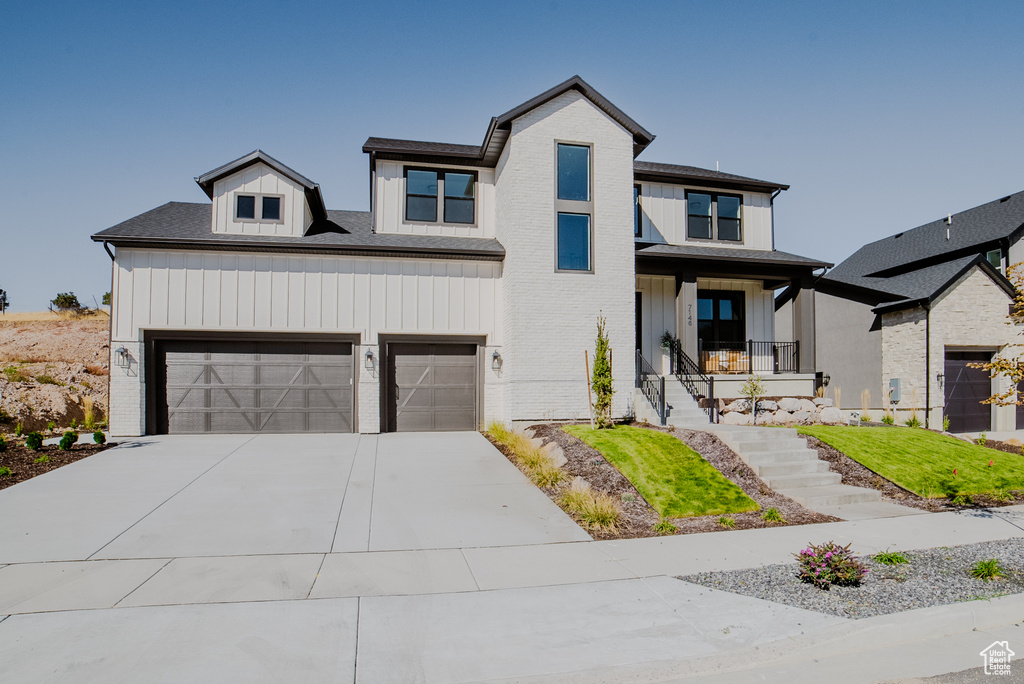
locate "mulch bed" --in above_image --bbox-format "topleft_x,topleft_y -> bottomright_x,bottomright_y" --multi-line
979,438 -> 1024,456
800,434 -> 1024,511
519,422 -> 837,540
0,438 -> 112,490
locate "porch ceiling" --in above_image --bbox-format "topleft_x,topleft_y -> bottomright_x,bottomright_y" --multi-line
635,244 -> 828,288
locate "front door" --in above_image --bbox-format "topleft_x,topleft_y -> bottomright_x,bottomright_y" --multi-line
944,351 -> 992,433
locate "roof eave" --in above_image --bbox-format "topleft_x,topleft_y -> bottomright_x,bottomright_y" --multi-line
633,168 -> 789,193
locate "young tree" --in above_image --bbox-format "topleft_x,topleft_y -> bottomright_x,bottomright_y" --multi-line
51,292 -> 82,312
0,289 -> 8,314
973,262 -> 1024,405
101,291 -> 111,306
592,316 -> 615,429
739,375 -> 767,425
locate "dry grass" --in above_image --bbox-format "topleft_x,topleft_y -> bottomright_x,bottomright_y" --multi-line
486,421 -> 566,487
558,477 -> 620,531
85,364 -> 109,376
0,311 -> 107,322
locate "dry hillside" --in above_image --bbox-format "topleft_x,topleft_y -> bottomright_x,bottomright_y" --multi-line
0,315 -> 110,432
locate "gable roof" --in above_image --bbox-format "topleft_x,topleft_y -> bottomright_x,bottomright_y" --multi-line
821,189 -> 1024,311
363,75 -> 655,166
91,202 -> 505,261
194,150 -> 328,222
634,161 -> 788,193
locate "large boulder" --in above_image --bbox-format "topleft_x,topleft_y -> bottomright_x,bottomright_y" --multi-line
757,400 -> 779,413
791,410 -> 815,424
778,397 -> 803,413
799,399 -> 818,413
772,409 -> 792,424
813,397 -> 834,408
723,399 -> 751,414
720,411 -> 753,425
819,406 -> 844,424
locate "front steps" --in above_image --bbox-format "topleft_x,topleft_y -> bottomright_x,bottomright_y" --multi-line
707,424 -> 883,509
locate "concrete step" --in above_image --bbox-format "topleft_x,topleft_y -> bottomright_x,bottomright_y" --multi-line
755,460 -> 831,477
777,484 -> 883,507
709,426 -> 798,441
725,436 -> 809,452
668,418 -> 714,429
743,449 -> 821,466
763,471 -> 843,489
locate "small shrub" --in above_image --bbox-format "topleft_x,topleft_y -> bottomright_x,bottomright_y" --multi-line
761,507 -> 785,524
653,518 -> 678,535
35,374 -> 63,386
25,431 -> 44,451
46,421 -> 55,432
559,477 -> 620,531
83,396 -> 95,430
881,414 -> 894,425
34,454 -> 49,464
971,558 -> 1003,582
15,422 -> 24,436
993,489 -> 1014,502
904,415 -> 921,428
93,430 -> 106,445
951,493 -> 973,506
718,515 -> 736,529
794,541 -> 869,590
0,407 -> 11,423
860,414 -> 870,422
942,415 -> 951,432
0,466 -> 11,477
59,431 -> 78,451
2,366 -> 28,383
70,418 -> 78,429
0,434 -> 6,452
873,550 -> 909,565
978,432 -> 987,447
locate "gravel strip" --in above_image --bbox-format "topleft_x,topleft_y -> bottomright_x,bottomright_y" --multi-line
682,538 -> 1024,619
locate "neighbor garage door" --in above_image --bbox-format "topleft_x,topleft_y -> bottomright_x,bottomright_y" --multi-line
155,339 -> 354,434
387,343 -> 478,432
944,350 -> 991,433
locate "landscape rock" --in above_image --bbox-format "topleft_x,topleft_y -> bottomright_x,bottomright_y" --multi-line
813,398 -> 834,408
789,410 -> 815,424
756,400 -> 779,413
819,406 -> 844,424
799,399 -> 818,413
778,397 -> 803,412
720,411 -> 753,426
723,399 -> 751,414
1005,438 -> 1022,447
772,409 -> 792,423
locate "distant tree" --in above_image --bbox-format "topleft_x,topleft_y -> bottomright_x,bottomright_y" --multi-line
972,262 -> 1024,405
0,289 -> 8,314
51,292 -> 82,312
101,291 -> 111,306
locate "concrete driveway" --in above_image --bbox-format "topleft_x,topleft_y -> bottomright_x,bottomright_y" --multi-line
0,431 -> 588,565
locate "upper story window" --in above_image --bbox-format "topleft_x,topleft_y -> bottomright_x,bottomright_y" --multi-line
235,194 -> 283,222
987,249 -> 1003,273
687,192 -> 742,242
634,185 -> 642,237
555,143 -> 593,271
404,168 -> 476,224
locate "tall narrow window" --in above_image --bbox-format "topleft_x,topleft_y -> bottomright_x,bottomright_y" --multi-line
405,169 -> 438,222
987,249 -> 1003,273
634,185 -> 642,237
555,143 -> 593,271
717,195 -> 741,241
444,172 -> 475,224
687,193 -> 712,239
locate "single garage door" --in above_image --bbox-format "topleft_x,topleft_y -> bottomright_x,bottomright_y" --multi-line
155,339 -> 354,434
944,350 -> 991,433
387,343 -> 478,432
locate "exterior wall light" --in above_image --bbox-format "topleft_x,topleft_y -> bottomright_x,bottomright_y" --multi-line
491,350 -> 502,371
936,372 -> 944,389
822,373 -> 831,387
365,348 -> 374,370
114,346 -> 130,368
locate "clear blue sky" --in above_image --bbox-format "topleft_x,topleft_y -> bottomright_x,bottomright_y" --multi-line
2,1 -> 1022,311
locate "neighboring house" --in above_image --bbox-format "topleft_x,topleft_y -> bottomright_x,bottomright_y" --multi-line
811,191 -> 1024,432
93,76 -> 827,436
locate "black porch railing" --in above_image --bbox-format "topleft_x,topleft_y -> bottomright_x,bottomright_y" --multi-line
698,340 -> 800,375
669,340 -> 716,423
635,350 -> 666,425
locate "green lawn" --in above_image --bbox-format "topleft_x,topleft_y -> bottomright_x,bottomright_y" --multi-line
563,425 -> 759,518
798,426 -> 1024,498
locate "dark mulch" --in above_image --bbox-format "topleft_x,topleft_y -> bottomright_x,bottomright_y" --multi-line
800,434 -> 1024,511
980,438 -> 1024,456
523,422 -> 837,539
0,437 -> 112,490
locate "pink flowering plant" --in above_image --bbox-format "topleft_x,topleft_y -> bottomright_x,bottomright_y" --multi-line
794,541 -> 869,590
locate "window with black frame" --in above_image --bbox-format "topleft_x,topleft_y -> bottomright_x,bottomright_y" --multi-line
686,192 -> 742,242
405,169 -> 438,222
404,168 -> 477,225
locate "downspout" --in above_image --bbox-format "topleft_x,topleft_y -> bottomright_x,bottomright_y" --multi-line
769,189 -> 782,251
924,302 -> 931,430
102,241 -> 115,433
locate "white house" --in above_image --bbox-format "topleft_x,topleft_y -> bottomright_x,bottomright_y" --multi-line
93,76 -> 827,436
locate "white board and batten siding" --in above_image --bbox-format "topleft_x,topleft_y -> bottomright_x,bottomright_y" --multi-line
635,275 -> 676,375
212,162 -> 312,237
636,183 -> 773,250
374,161 -> 496,238
112,249 -> 503,345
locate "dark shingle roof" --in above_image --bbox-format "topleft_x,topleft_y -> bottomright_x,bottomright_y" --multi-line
361,138 -> 482,158
91,202 -> 505,260
633,161 -> 789,192
635,242 -> 830,268
821,190 -> 1024,310
194,150 -> 328,222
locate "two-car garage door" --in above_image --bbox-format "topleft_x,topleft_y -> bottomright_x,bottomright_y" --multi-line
155,339 -> 354,434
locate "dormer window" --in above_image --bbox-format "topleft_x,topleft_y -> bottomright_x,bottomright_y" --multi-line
404,168 -> 476,224
235,194 -> 284,223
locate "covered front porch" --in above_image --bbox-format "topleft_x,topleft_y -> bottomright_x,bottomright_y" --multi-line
635,243 -> 829,400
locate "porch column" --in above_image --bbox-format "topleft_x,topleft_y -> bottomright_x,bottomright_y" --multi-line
675,272 -> 698,360
791,276 -> 816,374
